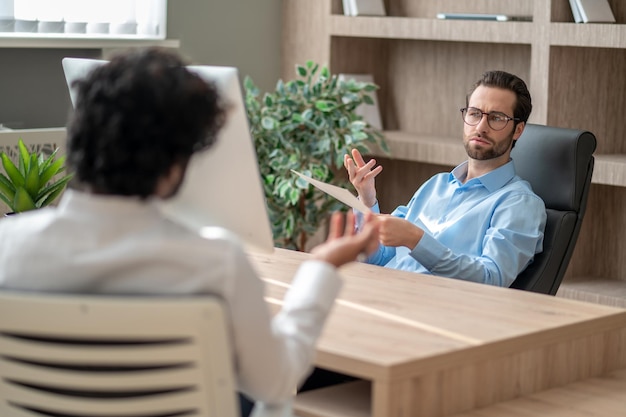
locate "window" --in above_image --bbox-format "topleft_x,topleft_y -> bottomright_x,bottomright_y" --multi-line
0,0 -> 167,39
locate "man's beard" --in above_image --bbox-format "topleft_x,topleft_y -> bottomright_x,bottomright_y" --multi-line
464,131 -> 514,160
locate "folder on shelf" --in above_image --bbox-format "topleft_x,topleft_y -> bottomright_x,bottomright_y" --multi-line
343,0 -> 385,17
342,0 -> 355,16
569,0 -> 583,23
569,0 -> 615,23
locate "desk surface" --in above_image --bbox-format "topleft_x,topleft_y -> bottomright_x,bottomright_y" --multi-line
249,248 -> 626,417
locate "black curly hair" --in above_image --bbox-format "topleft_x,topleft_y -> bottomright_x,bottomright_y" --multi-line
66,47 -> 226,198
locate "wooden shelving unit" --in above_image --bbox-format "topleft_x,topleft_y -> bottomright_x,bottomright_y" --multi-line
281,0 -> 626,307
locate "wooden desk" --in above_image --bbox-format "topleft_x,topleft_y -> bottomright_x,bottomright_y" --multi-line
249,248 -> 626,417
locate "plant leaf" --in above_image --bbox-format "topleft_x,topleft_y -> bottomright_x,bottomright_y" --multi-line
0,190 -> 12,211
0,172 -> 16,210
261,116 -> 277,130
1,153 -> 25,188
39,155 -> 66,186
243,76 -> 259,96
0,172 -> 15,194
315,100 -> 335,112
36,174 -> 73,203
13,186 -> 37,213
296,65 -> 307,77
38,147 -> 60,174
23,153 -> 40,198
17,139 -> 31,175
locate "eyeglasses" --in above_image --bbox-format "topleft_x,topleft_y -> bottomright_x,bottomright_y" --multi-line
460,107 -> 520,131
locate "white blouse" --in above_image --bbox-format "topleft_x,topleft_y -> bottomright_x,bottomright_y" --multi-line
0,189 -> 342,402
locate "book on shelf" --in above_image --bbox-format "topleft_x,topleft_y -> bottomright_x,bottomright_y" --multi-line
569,0 -> 615,23
338,73 -> 383,131
436,13 -> 532,22
342,0 -> 386,17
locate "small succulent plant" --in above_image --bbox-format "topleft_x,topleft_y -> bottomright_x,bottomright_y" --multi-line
0,138 -> 73,213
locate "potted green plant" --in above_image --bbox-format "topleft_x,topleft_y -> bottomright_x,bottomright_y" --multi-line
0,138 -> 73,214
244,60 -> 389,251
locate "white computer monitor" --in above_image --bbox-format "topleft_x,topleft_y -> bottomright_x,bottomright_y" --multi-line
62,57 -> 274,253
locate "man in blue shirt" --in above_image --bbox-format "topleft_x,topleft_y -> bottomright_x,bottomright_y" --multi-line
344,70 -> 547,287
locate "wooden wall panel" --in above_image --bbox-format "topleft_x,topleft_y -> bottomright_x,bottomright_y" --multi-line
567,184 -> 626,281
281,2 -> 330,80
548,47 -> 626,154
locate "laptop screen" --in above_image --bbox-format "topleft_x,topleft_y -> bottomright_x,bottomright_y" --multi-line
62,57 -> 274,253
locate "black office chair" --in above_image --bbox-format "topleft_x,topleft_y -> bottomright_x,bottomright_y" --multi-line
509,124 -> 596,295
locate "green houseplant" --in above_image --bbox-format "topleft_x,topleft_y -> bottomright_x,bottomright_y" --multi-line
244,61 -> 389,251
0,139 -> 73,213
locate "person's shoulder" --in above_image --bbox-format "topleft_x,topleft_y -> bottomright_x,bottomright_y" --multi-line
502,177 -> 545,205
0,207 -> 56,230
0,208 -> 57,256
423,171 -> 451,185
509,175 -> 538,193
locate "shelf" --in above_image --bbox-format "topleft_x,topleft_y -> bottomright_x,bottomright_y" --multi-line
592,154 -> 626,187
329,17 -> 626,49
295,380 -> 370,417
0,34 -> 180,49
329,16 -> 534,44
370,131 -> 464,167
550,23 -> 626,48
557,277 -> 626,308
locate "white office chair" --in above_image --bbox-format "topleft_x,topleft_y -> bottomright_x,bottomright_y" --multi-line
0,291 -> 293,417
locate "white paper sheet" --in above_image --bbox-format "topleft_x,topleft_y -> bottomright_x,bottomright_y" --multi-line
291,170 -> 371,213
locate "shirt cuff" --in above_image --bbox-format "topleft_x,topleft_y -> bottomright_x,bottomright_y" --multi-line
355,201 -> 380,231
282,260 -> 343,312
410,232 -> 447,270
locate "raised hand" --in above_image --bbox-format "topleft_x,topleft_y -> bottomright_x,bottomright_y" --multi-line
310,211 -> 379,268
343,149 -> 382,208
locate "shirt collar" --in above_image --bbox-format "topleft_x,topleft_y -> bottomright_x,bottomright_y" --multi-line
57,189 -> 162,218
450,160 -> 516,193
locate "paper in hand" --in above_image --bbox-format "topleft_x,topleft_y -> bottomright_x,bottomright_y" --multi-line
291,170 -> 371,213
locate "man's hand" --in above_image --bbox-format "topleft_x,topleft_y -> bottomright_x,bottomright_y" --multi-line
344,149 -> 382,208
377,214 -> 424,249
311,211 -> 379,268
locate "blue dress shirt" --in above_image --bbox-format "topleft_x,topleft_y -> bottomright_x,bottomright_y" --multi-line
365,160 -> 546,287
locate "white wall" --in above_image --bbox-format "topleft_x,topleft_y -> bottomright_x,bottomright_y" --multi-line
168,0 -> 282,93
0,0 -> 282,129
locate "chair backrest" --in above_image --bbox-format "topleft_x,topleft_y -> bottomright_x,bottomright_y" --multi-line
509,123 -> 596,295
0,292 -> 240,417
